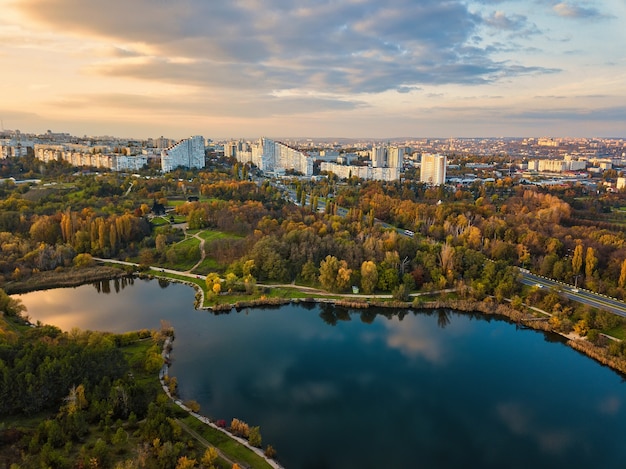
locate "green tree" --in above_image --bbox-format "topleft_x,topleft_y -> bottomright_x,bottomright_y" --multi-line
73,253 -> 95,267
300,260 -> 319,285
0,288 -> 26,317
248,426 -> 262,447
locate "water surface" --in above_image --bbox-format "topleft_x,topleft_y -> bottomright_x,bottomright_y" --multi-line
18,279 -> 626,468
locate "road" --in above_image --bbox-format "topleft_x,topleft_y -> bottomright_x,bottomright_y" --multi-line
518,270 -> 626,317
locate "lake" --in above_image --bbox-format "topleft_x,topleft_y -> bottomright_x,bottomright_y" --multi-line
17,278 -> 626,468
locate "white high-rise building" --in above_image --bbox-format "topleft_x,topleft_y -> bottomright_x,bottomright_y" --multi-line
371,146 -> 386,167
387,146 -> 404,169
420,154 -> 447,185
161,136 -> 205,172
259,138 -> 313,176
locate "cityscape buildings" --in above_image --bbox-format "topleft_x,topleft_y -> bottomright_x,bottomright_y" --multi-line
320,144 -> 404,181
230,138 -> 313,176
4,128 -> 626,189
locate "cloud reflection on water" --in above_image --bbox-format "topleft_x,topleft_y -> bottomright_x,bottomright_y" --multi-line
381,310 -> 472,364
496,401 -> 573,455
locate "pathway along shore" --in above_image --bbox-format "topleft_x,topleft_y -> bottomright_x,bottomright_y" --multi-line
159,336 -> 284,469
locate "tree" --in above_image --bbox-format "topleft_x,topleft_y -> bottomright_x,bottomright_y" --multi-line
264,445 -> 277,459
300,260 -> 318,285
392,283 -> 409,301
319,255 -> 340,291
360,261 -> 378,294
201,447 -> 219,468
73,253 -> 95,268
63,384 -> 88,415
112,427 -> 128,447
176,456 -> 197,469
0,288 -> 26,317
618,258 -> 626,288
319,255 -> 352,292
155,234 -> 167,253
585,246 -> 598,280
29,215 -> 62,245
572,244 -> 583,276
248,426 -> 262,447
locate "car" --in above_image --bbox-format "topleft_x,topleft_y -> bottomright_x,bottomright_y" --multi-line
404,229 -> 414,237
571,288 -> 579,293
535,283 -> 543,288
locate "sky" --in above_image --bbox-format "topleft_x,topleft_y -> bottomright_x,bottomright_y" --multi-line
1,0 -> 625,140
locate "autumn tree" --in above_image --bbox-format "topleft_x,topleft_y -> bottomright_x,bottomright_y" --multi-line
319,255 -> 352,292
360,260 -> 378,294
572,244 -> 583,277
619,258 -> 626,289
585,247 -> 598,280
201,447 -> 219,468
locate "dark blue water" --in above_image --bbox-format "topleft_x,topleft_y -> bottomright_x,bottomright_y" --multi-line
17,279 -> 626,468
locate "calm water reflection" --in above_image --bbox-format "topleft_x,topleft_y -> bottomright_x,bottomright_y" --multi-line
17,280 -> 626,469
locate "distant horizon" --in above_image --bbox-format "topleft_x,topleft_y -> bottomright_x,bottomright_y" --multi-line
3,127 -> 626,143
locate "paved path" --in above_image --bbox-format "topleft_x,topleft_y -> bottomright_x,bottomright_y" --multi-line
93,257 -> 455,301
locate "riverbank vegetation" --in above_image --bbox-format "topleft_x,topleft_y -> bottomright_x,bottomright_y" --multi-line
0,300 -> 273,469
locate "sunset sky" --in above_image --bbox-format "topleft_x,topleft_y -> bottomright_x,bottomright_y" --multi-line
1,0 -> 625,140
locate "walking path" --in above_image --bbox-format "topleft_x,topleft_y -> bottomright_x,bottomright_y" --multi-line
159,337 -> 284,469
186,232 -> 206,273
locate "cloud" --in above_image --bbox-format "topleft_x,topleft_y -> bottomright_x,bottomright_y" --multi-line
48,90 -> 365,118
513,106 -> 626,122
482,11 -> 540,38
552,2 -> 612,20
15,0 -> 558,96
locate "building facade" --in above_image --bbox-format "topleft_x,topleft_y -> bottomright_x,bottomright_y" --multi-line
161,136 -> 205,172
34,144 -> 148,171
420,154 -> 447,185
232,138 -> 313,176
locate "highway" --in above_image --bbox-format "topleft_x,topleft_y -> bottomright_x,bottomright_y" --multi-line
519,270 -> 626,317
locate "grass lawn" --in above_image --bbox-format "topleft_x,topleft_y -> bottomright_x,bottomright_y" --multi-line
603,324 -> 626,341
180,416 -> 273,469
197,230 -> 240,242
159,237 -> 201,271
168,199 -> 188,207
151,216 -> 170,226
192,257 -> 222,275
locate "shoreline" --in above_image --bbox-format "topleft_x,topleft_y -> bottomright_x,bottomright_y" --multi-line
9,266 -> 626,392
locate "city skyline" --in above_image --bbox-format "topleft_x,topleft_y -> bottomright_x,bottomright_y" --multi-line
1,0 -> 625,140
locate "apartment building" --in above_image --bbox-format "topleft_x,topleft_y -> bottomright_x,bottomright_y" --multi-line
420,154 -> 447,185
161,136 -> 205,172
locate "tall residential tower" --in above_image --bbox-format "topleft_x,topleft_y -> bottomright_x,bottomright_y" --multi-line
420,154 -> 446,185
161,136 -> 205,172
